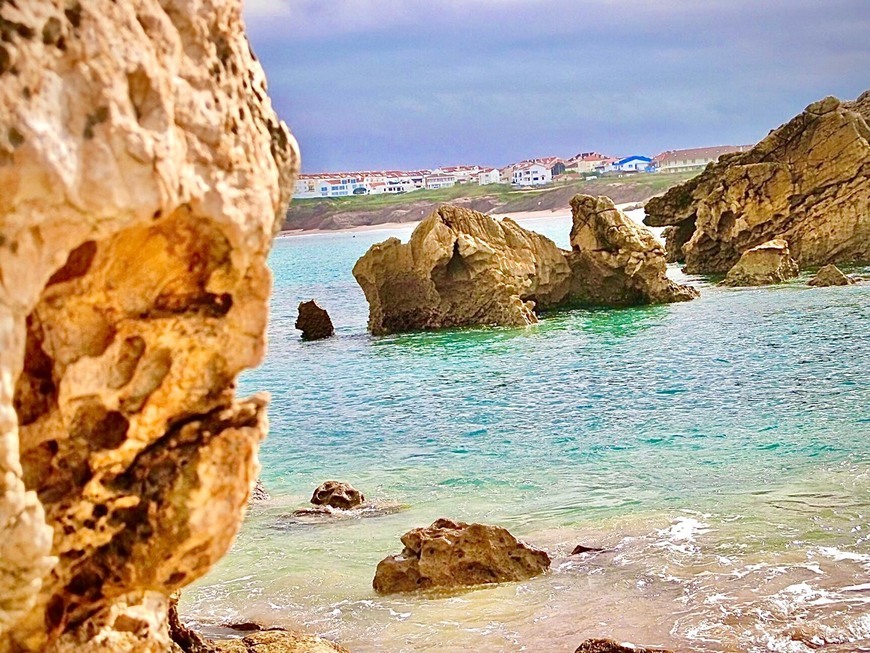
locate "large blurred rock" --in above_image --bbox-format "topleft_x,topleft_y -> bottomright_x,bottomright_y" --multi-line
808,264 -> 854,287
645,90 -> 870,273
0,1 -> 298,651
372,518 -> 551,594
722,239 -> 799,286
353,201 -> 696,335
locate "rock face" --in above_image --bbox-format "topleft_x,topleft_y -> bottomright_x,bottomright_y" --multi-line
0,1 -> 298,652
353,201 -> 696,334
567,195 -> 698,305
310,480 -> 364,510
295,301 -> 334,340
721,239 -> 799,286
574,639 -> 673,653
372,518 -> 551,594
645,91 -> 870,272
808,264 -> 854,287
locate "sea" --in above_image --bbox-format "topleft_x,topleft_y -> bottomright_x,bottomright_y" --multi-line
182,213 -> 870,653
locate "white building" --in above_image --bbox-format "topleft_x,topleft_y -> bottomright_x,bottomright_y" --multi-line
652,145 -> 753,173
511,163 -> 552,186
478,168 -> 501,185
424,173 -> 457,190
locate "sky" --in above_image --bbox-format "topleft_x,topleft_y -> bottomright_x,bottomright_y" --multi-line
243,0 -> 870,173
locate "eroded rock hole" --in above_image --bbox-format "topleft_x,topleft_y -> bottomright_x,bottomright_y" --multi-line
47,240 -> 96,286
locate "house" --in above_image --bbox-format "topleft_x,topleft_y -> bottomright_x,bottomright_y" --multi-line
612,156 -> 652,173
511,163 -> 552,186
565,152 -> 615,174
424,173 -> 457,190
652,145 -> 754,173
478,168 -> 501,185
434,165 -> 481,184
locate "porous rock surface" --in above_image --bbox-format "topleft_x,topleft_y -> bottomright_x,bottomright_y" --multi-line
353,200 -> 696,334
0,1 -> 298,651
574,638 -> 673,653
645,90 -> 870,272
310,480 -> 364,510
295,300 -> 334,340
721,239 -> 799,286
372,518 -> 551,594
808,264 -> 854,287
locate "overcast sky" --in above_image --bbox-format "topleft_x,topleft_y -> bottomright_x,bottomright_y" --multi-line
244,0 -> 869,172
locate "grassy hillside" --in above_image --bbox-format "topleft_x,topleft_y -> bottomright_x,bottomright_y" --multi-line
283,171 -> 700,231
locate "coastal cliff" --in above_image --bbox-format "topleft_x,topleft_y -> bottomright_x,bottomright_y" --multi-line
645,90 -> 870,272
0,1 -> 297,651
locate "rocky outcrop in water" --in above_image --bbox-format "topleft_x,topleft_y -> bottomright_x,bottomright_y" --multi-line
251,479 -> 272,502
295,301 -> 334,340
0,1 -> 297,651
353,201 -> 696,334
645,90 -> 870,272
808,264 -> 855,287
574,639 -> 673,653
372,518 -> 551,594
310,480 -> 365,510
722,239 -> 799,286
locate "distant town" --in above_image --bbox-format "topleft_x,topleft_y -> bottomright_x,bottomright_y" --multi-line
293,145 -> 753,199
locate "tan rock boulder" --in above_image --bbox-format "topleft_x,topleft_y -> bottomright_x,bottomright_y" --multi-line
310,480 -> 365,510
0,1 -> 298,651
567,195 -> 699,305
295,300 -> 335,340
574,638 -> 673,653
722,239 -> 799,286
372,518 -> 550,594
645,90 -> 870,273
808,264 -> 855,287
210,631 -> 350,653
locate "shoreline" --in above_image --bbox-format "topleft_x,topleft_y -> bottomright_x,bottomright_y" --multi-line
276,206 -> 640,239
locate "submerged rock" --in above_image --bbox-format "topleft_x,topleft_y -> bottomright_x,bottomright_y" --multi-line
571,544 -> 607,555
0,0 -> 298,650
251,478 -> 272,502
210,630 -> 350,653
295,300 -> 335,340
310,480 -> 365,509
353,201 -> 696,334
372,518 -> 551,594
645,90 -> 870,273
808,264 -> 855,287
721,239 -> 799,286
574,638 -> 673,653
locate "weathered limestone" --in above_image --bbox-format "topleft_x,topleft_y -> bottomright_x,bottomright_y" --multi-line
295,300 -> 334,341
353,200 -> 697,334
0,1 -> 298,651
310,480 -> 364,510
567,195 -> 699,305
721,239 -> 799,286
574,639 -> 673,653
645,90 -> 870,273
808,264 -> 854,287
372,518 -> 551,594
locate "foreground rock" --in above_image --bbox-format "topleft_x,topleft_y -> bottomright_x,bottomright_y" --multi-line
310,480 -> 365,509
808,264 -> 855,287
574,638 -> 673,653
0,1 -> 298,651
295,300 -> 335,340
373,518 -> 550,594
645,90 -> 870,272
353,201 -> 696,334
722,239 -> 799,286
568,195 -> 698,304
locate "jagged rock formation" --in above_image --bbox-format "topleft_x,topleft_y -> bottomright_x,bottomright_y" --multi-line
808,264 -> 854,287
310,480 -> 364,510
721,239 -> 799,286
251,479 -> 272,502
0,1 -> 298,652
353,201 -> 696,335
372,518 -> 551,594
645,90 -> 870,273
567,195 -> 698,305
295,300 -> 334,341
574,639 -> 673,653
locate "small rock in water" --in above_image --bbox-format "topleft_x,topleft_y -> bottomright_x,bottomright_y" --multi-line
296,300 -> 335,340
574,638 -> 674,653
250,478 -> 271,502
808,264 -> 855,287
310,480 -> 365,509
571,544 -> 607,555
373,518 -> 551,594
721,239 -> 799,286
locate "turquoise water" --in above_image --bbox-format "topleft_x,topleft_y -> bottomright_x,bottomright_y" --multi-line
186,216 -> 870,652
